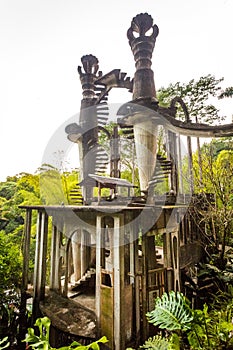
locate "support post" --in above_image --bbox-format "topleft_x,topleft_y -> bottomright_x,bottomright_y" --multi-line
72,231 -> 81,282
129,229 -> 135,285
177,134 -> 184,195
187,136 -> 194,193
33,210 -> 48,320
95,215 -> 102,335
167,130 -> 178,194
171,230 -> 181,291
81,230 -> 89,277
50,224 -> 61,291
19,209 -> 32,348
163,231 -> 172,292
134,236 -> 141,345
141,233 -> 149,342
113,215 -> 124,350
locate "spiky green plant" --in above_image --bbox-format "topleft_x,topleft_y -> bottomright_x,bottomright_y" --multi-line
139,335 -> 172,349
126,334 -> 180,350
139,335 -> 180,350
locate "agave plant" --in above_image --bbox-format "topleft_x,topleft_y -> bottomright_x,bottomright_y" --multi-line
146,291 -> 193,332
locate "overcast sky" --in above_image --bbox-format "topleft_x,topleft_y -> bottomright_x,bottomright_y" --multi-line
0,0 -> 232,181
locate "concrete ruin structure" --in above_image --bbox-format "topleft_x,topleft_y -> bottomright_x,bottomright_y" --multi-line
19,13 -> 233,350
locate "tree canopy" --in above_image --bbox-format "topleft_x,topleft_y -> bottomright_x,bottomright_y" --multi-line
157,74 -> 227,124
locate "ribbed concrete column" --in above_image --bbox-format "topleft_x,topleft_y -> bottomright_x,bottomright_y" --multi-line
127,13 -> 159,192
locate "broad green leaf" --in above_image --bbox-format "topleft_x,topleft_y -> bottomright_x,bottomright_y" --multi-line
146,291 -> 193,331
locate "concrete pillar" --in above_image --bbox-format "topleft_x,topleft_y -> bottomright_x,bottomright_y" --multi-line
33,210 -> 48,320
81,229 -> 88,276
95,215 -> 102,333
50,224 -> 61,291
71,231 -> 81,282
113,215 -> 124,350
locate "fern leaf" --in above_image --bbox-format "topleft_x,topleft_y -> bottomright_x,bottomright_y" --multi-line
139,335 -> 170,350
146,291 -> 193,331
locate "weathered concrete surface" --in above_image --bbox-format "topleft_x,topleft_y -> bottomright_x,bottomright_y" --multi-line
39,291 -> 97,338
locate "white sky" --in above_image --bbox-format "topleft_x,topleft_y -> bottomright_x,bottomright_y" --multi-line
0,0 -> 232,181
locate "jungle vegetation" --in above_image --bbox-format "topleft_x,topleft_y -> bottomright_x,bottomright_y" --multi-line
0,74 -> 232,348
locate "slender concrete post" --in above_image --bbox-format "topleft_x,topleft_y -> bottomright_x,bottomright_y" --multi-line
113,215 -> 124,350
177,134 -> 184,194
39,211 -> 48,299
129,229 -> 135,285
22,209 -> 32,291
95,215 -> 102,334
167,130 -> 178,194
141,233 -> 149,341
71,231 -> 81,282
81,229 -> 89,276
171,230 -> 181,291
19,208 -> 32,348
187,136 -> 194,193
129,222 -> 141,345
33,211 -> 42,302
50,223 -> 61,291
33,210 -> 48,320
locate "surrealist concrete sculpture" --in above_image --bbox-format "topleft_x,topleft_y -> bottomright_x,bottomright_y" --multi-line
19,13 -> 233,350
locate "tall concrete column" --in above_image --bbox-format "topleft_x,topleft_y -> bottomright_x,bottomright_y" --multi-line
113,215 -> 124,350
71,230 -> 81,282
65,55 -> 100,204
127,13 -> 159,193
95,215 -> 102,334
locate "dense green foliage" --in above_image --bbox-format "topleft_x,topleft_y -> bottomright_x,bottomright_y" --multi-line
0,170 -> 80,343
157,74 -> 226,124
129,290 -> 233,350
0,173 -> 41,340
146,291 -> 193,331
0,74 -> 232,348
38,164 -> 80,205
190,138 -> 233,269
0,172 -> 41,275
24,317 -> 108,350
219,86 -> 233,99
0,230 -> 22,294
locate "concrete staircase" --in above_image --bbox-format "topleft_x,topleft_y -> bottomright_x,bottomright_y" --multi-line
69,268 -> 96,299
